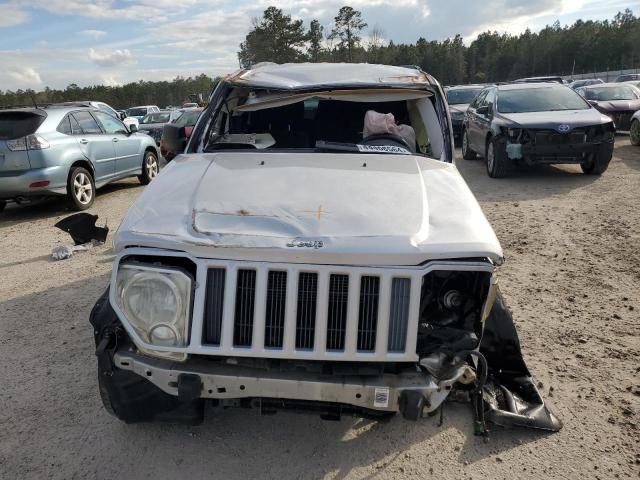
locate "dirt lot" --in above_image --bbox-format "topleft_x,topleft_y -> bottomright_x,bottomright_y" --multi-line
1,138 -> 638,480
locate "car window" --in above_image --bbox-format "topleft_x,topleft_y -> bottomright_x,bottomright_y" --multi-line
497,86 -> 590,113
141,112 -> 171,124
71,111 -> 103,134
96,103 -> 118,118
93,111 -> 128,134
0,111 -> 46,140
447,88 -> 483,105
174,110 -> 202,127
126,107 -> 148,117
57,115 -> 72,135
483,90 -> 496,111
470,90 -> 488,109
583,85 -> 639,101
69,114 -> 83,135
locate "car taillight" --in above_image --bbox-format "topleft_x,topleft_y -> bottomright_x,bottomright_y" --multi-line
6,134 -> 49,151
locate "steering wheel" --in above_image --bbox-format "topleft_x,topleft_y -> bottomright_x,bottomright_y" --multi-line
361,134 -> 414,152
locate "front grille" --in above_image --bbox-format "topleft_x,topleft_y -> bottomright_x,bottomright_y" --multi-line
357,276 -> 380,352
326,274 -> 349,351
203,268 -> 226,344
202,263 -> 421,361
296,272 -> 318,350
264,271 -> 287,348
233,269 -> 256,347
388,278 -> 411,352
534,130 -> 585,145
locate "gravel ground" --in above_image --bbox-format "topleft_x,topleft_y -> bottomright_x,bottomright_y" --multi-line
1,138 -> 638,480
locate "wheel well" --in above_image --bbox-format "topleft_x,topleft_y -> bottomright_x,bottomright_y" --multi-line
68,160 -> 94,181
144,146 -> 158,157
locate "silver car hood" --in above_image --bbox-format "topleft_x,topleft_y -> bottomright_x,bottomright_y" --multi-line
115,153 -> 502,266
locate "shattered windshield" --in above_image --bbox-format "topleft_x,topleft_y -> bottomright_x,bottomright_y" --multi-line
202,87 -> 445,157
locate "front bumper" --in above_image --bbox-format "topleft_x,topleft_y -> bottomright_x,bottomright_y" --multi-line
113,350 -> 462,414
451,119 -> 464,139
0,165 -> 67,200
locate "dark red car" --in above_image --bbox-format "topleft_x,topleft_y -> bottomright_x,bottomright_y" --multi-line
576,83 -> 640,130
160,108 -> 203,161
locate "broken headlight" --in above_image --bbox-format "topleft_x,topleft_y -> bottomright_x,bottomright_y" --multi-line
115,264 -> 192,350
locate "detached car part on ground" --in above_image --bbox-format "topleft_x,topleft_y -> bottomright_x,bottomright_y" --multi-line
91,63 -> 561,434
461,82 -> 616,178
0,106 -> 159,212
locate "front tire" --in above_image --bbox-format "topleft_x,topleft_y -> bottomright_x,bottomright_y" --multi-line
67,167 -> 95,211
461,130 -> 476,160
630,119 -> 640,146
581,145 -> 613,175
486,137 -> 509,178
138,150 -> 159,185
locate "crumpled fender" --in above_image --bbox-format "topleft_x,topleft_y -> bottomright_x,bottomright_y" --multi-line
479,290 -> 563,431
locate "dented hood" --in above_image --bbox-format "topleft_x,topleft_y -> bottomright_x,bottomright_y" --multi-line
115,153 -> 502,266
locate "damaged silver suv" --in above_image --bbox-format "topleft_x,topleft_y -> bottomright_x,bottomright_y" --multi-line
91,63 -> 561,434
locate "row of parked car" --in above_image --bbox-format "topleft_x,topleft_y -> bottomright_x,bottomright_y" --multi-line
0,101 -> 204,212
446,77 -> 640,177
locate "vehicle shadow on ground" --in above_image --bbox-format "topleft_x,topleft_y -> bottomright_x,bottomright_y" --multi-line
2,273 -> 551,480
614,143 -> 640,170
0,180 -> 142,228
456,155 -> 599,202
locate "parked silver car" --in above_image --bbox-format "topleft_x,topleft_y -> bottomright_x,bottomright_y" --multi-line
0,105 -> 159,212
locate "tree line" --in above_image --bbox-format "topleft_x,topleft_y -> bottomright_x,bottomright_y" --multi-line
1,7 -> 638,108
0,74 -> 217,109
239,6 -> 640,84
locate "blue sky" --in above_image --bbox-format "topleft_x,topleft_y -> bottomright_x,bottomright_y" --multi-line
0,0 -> 637,90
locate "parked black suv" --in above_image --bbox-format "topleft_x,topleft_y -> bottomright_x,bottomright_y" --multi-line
461,82 -> 615,177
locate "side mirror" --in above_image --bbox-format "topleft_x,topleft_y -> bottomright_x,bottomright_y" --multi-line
129,124 -> 138,133
162,124 -> 188,154
476,105 -> 489,116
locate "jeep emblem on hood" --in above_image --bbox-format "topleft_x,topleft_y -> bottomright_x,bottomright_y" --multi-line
557,124 -> 571,133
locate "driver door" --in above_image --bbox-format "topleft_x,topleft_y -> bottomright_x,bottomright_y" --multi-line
93,111 -> 143,176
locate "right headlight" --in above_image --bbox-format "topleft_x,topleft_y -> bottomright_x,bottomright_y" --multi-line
115,264 -> 192,349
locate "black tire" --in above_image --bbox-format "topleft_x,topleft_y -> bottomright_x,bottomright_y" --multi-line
630,119 -> 640,146
0,200 -> 6,213
138,150 -> 159,185
461,129 -> 476,160
581,144 -> 613,175
67,166 -> 95,211
486,137 -> 510,178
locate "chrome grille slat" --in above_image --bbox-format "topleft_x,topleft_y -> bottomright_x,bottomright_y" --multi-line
296,272 -> 318,350
388,277 -> 410,352
326,274 -> 348,351
357,276 -> 379,352
233,269 -> 256,347
265,271 -> 287,348
203,268 -> 226,345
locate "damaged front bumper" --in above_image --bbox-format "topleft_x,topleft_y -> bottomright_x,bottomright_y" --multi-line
92,287 -> 562,432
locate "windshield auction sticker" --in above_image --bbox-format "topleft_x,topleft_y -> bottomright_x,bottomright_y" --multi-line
356,144 -> 411,155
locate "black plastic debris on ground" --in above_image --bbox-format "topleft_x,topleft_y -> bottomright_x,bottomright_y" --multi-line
55,213 -> 109,245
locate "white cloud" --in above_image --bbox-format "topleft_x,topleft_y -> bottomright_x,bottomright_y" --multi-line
0,4 -> 30,27
8,67 -> 42,86
80,29 -> 107,39
89,48 -> 136,67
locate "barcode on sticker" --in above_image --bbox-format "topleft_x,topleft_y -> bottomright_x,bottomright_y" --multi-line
373,387 -> 389,408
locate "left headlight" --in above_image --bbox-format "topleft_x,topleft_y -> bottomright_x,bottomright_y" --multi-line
115,264 -> 192,348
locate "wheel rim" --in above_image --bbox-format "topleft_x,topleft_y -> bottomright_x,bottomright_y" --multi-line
631,121 -> 640,144
146,155 -> 159,179
487,143 -> 495,171
73,172 -> 93,205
